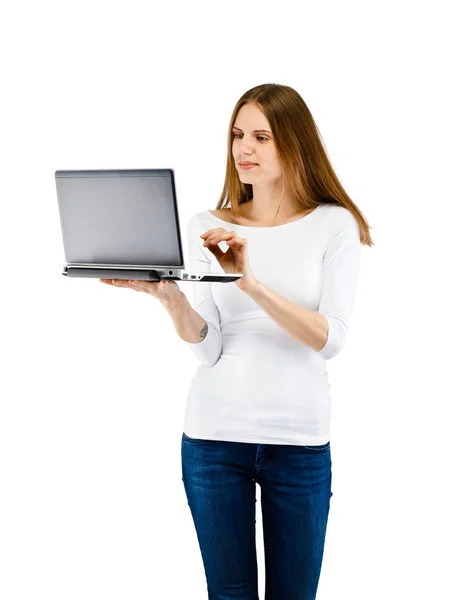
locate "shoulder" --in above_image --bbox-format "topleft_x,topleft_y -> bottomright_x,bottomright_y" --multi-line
322,204 -> 359,233
205,208 -> 237,224
322,203 -> 355,222
209,208 -> 232,220
318,205 -> 361,253
188,209 -> 210,225
187,209 -> 224,235
188,208 -> 235,230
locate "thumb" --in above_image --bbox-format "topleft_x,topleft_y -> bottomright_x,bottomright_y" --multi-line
206,245 -> 225,261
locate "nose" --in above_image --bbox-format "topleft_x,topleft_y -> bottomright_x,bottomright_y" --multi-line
239,136 -> 255,155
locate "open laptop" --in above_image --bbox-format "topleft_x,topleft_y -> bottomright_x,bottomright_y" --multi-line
55,168 -> 242,283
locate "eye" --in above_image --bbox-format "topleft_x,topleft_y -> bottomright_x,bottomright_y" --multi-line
232,133 -> 268,142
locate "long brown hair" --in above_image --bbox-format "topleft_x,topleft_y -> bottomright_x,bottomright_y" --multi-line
216,83 -> 374,247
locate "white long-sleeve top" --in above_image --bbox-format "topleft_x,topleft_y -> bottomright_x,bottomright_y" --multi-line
182,203 -> 362,446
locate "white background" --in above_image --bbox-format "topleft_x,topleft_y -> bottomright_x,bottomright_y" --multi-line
1,1 -> 468,598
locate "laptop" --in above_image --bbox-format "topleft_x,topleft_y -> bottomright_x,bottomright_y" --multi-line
55,168 -> 242,283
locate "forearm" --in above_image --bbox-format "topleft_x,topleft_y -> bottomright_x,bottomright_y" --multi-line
245,280 -> 328,351
162,292 -> 208,344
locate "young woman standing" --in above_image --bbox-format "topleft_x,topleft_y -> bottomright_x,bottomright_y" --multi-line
102,83 -> 373,599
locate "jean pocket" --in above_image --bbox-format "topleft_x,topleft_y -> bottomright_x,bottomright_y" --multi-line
301,441 -> 330,453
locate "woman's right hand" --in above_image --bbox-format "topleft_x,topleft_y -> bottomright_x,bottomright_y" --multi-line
99,278 -> 183,306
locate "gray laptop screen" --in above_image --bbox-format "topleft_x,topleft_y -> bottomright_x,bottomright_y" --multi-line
55,169 -> 184,267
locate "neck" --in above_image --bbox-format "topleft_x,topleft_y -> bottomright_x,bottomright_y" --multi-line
242,197 -> 300,223
242,179 -> 300,223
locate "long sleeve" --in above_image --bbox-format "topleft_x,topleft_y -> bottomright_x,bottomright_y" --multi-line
182,215 -> 223,367
316,211 -> 362,360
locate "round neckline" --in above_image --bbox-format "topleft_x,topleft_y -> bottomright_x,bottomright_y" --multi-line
205,204 -> 326,230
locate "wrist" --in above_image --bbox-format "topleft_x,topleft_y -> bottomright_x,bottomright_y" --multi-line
243,278 -> 264,297
161,290 -> 186,312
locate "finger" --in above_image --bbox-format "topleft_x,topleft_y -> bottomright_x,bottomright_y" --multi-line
203,228 -> 232,240
132,280 -> 170,293
204,243 -> 225,261
226,237 -> 247,246
110,279 -> 136,288
128,280 -> 145,291
201,227 -> 225,238
129,280 -> 159,293
204,231 -> 236,246
203,236 -> 229,252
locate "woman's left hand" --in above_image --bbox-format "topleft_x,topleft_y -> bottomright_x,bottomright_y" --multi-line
200,228 -> 259,293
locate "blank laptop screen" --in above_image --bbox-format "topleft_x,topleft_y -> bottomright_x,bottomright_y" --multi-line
56,169 -> 183,267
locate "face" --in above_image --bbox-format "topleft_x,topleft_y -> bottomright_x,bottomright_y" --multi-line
232,103 -> 284,185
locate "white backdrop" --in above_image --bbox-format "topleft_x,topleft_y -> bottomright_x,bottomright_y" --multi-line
1,1 -> 468,598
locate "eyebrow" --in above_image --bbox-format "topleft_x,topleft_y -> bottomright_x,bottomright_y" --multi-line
232,126 -> 272,134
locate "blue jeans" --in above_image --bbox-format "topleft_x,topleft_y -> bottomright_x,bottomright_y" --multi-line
181,432 -> 333,600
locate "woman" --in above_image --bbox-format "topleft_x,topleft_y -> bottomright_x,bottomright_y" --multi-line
102,83 -> 373,599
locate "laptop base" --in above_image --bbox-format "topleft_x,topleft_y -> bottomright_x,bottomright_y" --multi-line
63,265 -> 241,283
